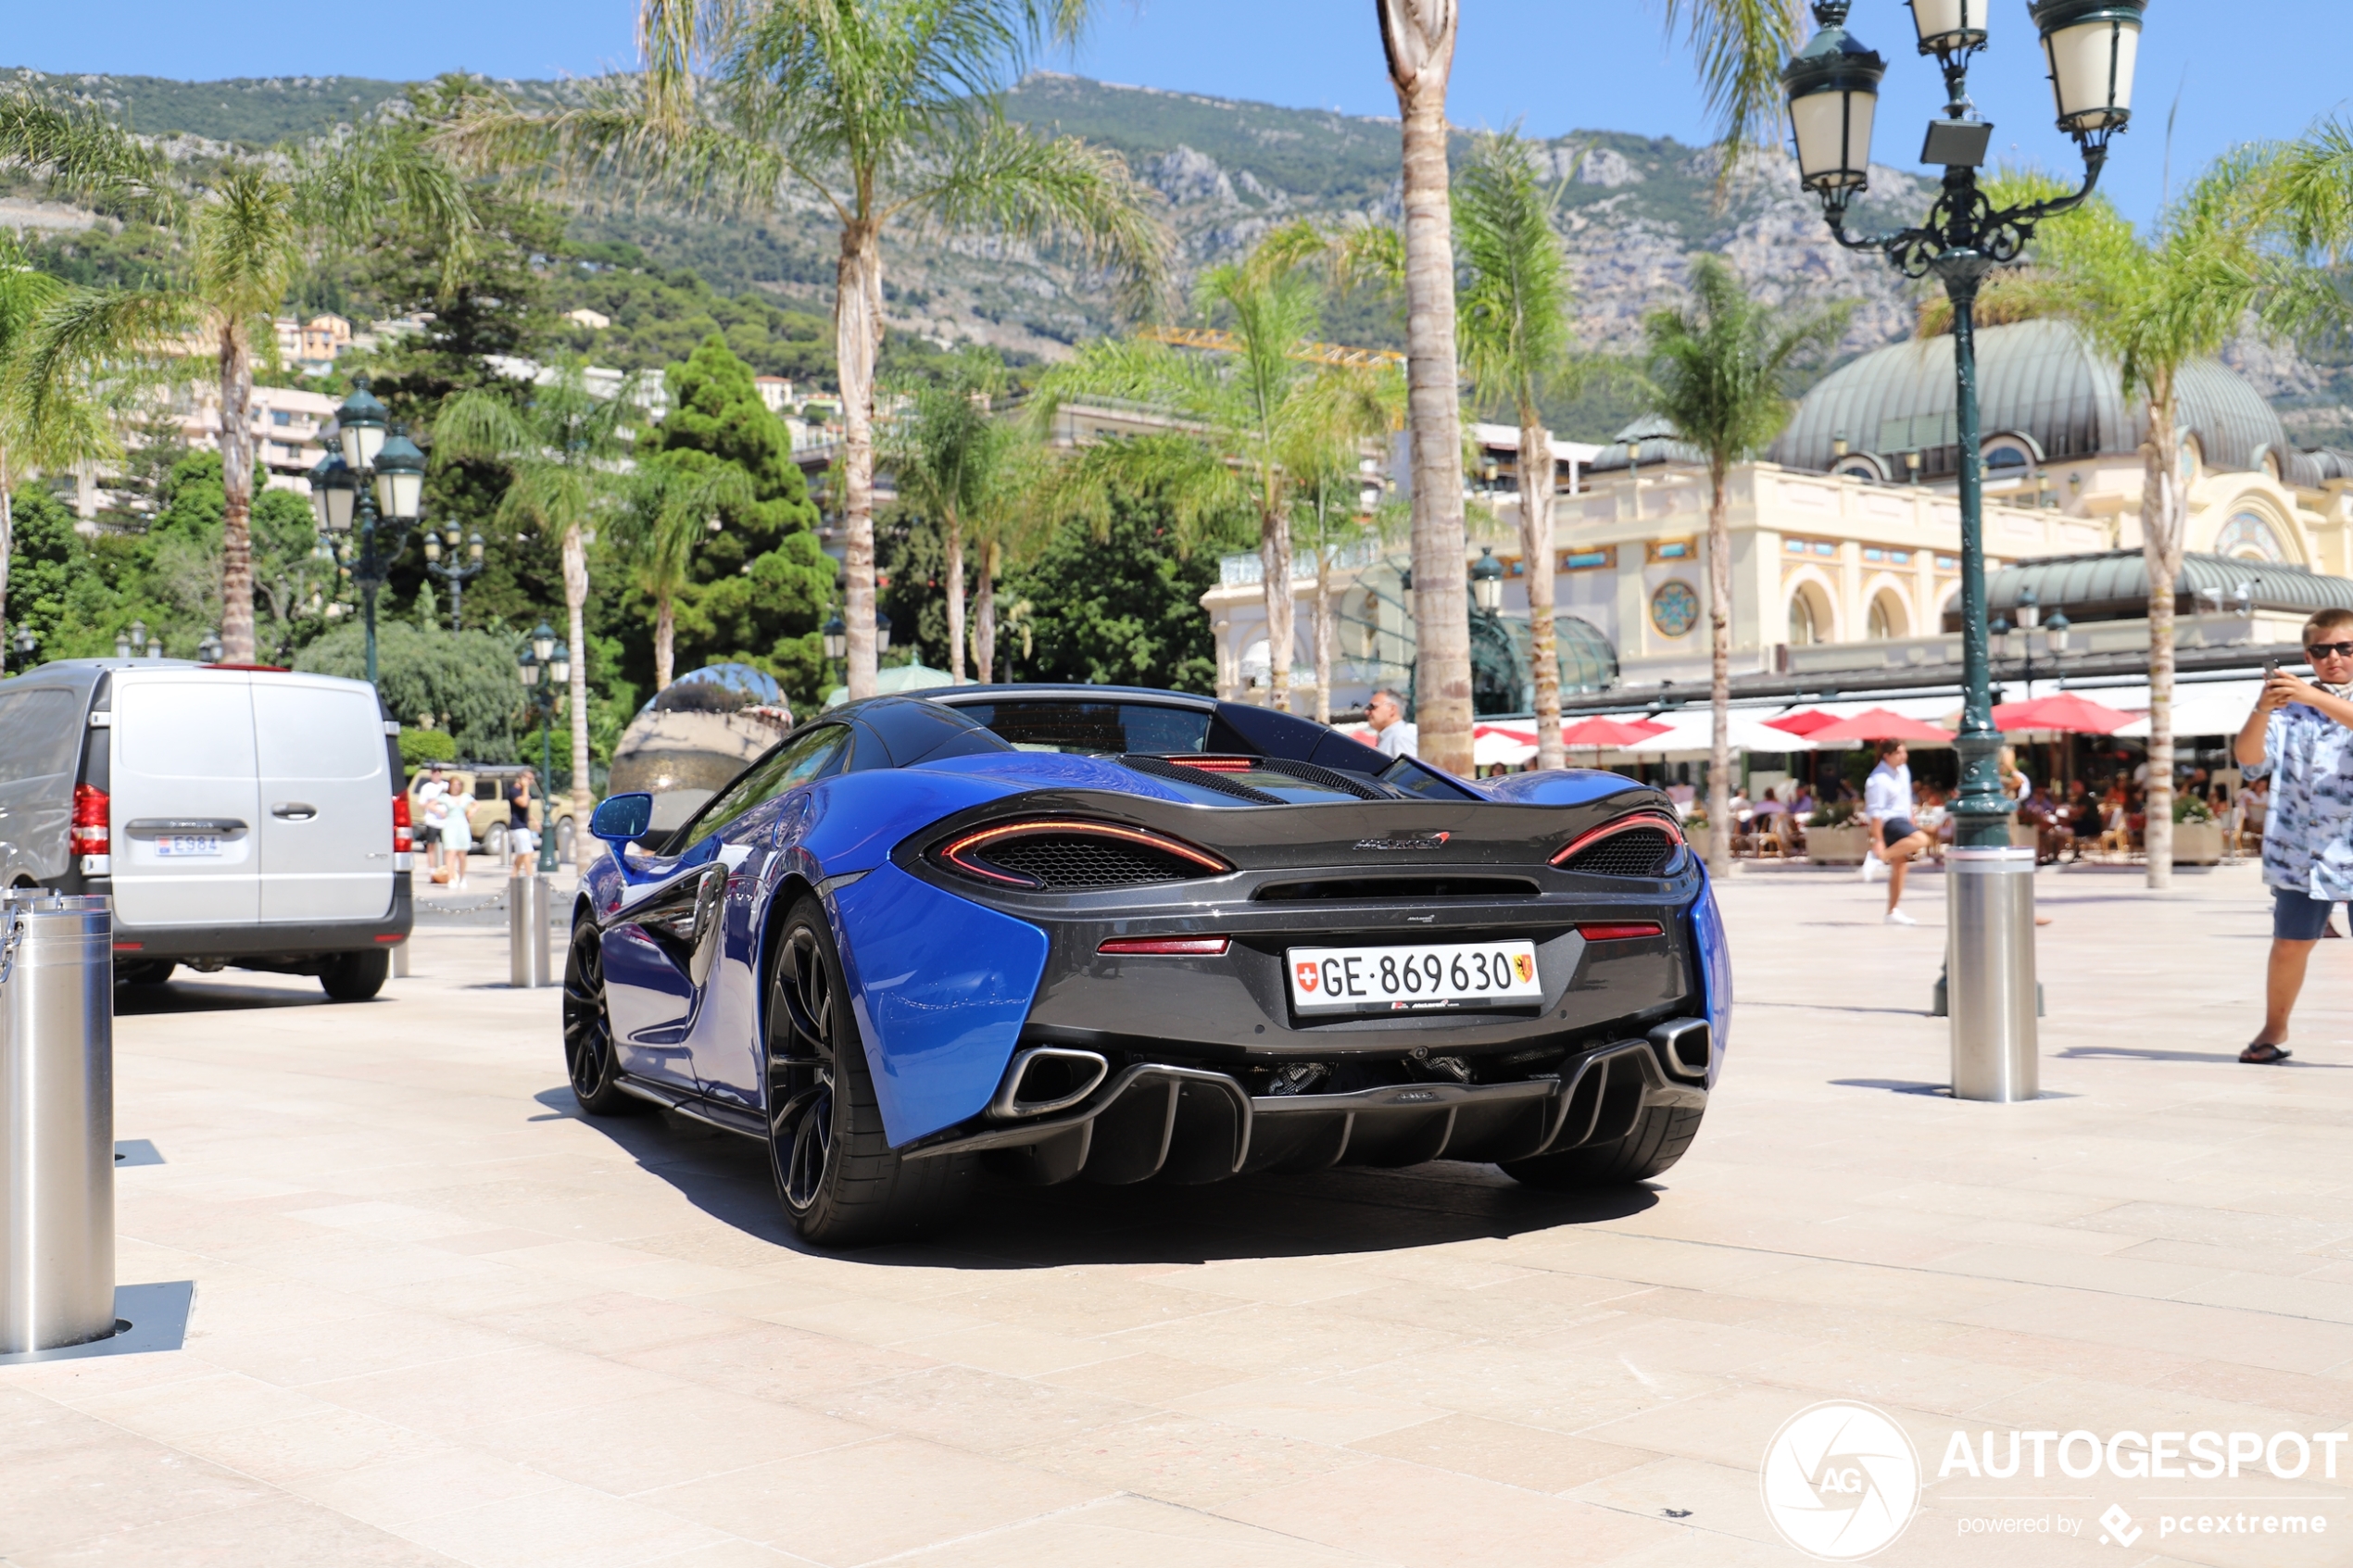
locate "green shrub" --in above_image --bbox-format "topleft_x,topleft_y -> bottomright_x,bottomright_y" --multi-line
399,728 -> 459,767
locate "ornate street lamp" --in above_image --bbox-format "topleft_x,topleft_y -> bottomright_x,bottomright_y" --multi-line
5,622 -> 34,671
311,377 -> 422,686
518,623 -> 567,874
875,609 -> 893,657
823,614 -> 847,664
1784,0 -> 2143,1098
196,629 -> 224,665
423,525 -> 488,633
1470,547 -> 1505,616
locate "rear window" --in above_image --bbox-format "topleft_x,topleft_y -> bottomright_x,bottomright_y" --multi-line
953,700 -> 1212,756
0,688 -> 82,786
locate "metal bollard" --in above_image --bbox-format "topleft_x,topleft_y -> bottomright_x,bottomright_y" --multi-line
510,875 -> 551,988
389,939 -> 411,979
1945,847 -> 2040,1102
1,893 -> 117,1354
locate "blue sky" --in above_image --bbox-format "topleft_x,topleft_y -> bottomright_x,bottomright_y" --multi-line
11,1 -> 2344,227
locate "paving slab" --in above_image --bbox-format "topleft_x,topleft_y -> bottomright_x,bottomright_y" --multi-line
6,863 -> 2351,1564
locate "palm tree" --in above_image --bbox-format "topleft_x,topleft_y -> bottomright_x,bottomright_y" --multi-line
1644,256 -> 1845,875
617,456 -> 755,690
1455,129 -> 1576,771
0,90 -> 480,663
1038,226 -> 1400,713
1372,1 -> 1800,775
2015,154 -> 2336,888
434,366 -> 651,868
454,0 -> 1167,704
882,358 -> 1013,683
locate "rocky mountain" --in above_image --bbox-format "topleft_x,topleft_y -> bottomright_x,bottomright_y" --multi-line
8,65 -> 2347,440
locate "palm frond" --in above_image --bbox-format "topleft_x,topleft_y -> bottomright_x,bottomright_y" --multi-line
1454,127 -> 1574,423
1657,0 -> 1805,199
0,90 -> 182,222
6,285 -> 195,463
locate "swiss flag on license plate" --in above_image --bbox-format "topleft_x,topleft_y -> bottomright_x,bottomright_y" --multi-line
1294,961 -> 1319,993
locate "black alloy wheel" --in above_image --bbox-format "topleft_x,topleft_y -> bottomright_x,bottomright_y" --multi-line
562,919 -> 639,1115
764,897 -> 974,1247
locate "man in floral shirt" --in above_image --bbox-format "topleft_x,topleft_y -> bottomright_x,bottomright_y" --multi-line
2234,608 -> 2353,1062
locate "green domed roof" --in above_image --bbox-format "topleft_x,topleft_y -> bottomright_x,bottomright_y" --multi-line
1769,319 -> 2291,480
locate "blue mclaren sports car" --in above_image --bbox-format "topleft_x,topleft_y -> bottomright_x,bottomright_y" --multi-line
567,684 -> 1730,1247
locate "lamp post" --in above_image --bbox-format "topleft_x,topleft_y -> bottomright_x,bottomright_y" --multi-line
423,525 -> 488,633
517,623 -> 567,875
1469,547 -> 1505,617
196,629 -> 224,665
1784,0 -> 2143,1099
310,378 -> 425,687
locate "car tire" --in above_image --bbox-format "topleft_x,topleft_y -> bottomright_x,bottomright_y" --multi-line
320,949 -> 389,1002
766,896 -> 974,1247
117,960 -> 174,988
1499,1104 -> 1703,1189
484,822 -> 508,859
562,918 -> 643,1116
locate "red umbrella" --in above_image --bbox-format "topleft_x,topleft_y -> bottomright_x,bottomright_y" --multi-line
1764,709 -> 1842,737
1558,716 -> 1672,748
1992,693 -> 2136,734
1806,709 -> 1957,746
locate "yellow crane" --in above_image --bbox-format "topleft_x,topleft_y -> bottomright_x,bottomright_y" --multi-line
1143,325 -> 1405,371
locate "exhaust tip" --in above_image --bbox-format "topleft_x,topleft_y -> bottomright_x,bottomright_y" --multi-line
1649,1018 -> 1710,1078
989,1047 -> 1111,1120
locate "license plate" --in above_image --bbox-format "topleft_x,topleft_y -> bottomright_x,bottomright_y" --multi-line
1287,940 -> 1542,1015
154,835 -> 222,858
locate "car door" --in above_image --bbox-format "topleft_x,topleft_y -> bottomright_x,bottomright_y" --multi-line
252,676 -> 394,923
109,671 -> 262,931
598,724 -> 848,1098
0,684 -> 86,886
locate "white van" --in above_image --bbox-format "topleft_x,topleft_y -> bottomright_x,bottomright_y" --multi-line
0,659 -> 413,999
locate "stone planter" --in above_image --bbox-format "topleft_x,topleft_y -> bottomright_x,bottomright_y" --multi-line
1806,824 -> 1870,865
2173,821 -> 2222,866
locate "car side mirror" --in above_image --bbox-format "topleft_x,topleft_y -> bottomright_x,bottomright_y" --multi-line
590,793 -> 654,844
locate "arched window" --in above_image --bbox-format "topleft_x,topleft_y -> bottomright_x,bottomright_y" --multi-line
1982,446 -> 2030,471
2215,511 -> 2288,563
1867,591 -> 1907,641
1789,583 -> 1831,646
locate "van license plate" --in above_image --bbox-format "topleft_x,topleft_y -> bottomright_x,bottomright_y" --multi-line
155,835 -> 222,858
1286,940 -> 1542,1015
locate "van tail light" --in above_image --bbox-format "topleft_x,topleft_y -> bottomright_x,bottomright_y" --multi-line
71,784 -> 109,856
393,794 -> 414,854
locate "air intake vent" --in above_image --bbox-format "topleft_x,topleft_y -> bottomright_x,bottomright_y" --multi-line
933,819 -> 1232,891
1560,828 -> 1680,878
1552,811 -> 1684,878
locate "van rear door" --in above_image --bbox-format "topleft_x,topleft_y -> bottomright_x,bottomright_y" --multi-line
110,671 -> 261,929
253,676 -> 394,923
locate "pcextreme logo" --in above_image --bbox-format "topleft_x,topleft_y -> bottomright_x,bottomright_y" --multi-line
1760,1401 -> 1922,1562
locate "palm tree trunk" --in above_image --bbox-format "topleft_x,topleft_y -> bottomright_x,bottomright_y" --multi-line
1261,499 -> 1294,710
837,219 -> 884,700
974,541 -> 998,686
219,323 -> 258,664
2143,382 -> 2184,891
1314,550 -> 1335,725
1520,414 -> 1562,771
654,596 -> 675,690
1706,458 -> 1733,876
944,514 -> 966,683
563,526 -> 593,871
1380,0 -> 1471,774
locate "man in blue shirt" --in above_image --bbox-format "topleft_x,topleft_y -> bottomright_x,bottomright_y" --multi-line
1864,739 -> 1933,925
2234,608 -> 2353,1063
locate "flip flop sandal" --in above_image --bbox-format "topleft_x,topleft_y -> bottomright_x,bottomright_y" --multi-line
2239,1042 -> 2293,1064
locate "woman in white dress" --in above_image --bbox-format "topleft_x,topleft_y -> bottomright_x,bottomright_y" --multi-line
430,793 -> 473,889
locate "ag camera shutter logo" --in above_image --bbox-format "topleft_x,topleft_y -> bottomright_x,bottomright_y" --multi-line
1760,1401 -> 1922,1561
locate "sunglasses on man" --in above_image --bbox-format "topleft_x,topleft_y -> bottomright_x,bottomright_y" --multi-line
2306,641 -> 2353,661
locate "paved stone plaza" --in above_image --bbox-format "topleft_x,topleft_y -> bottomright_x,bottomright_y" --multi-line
4,864 -> 2349,1567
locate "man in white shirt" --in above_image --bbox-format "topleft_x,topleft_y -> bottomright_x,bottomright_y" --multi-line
1863,740 -> 1932,924
414,764 -> 449,876
1366,688 -> 1418,760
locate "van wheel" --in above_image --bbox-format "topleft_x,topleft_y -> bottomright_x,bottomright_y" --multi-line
321,950 -> 389,1002
484,822 -> 509,859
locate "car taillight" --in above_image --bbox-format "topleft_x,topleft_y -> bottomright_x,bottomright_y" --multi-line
933,819 -> 1232,891
71,784 -> 108,855
393,793 -> 413,854
1098,936 -> 1231,956
1552,811 -> 1684,876
1576,922 -> 1665,942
